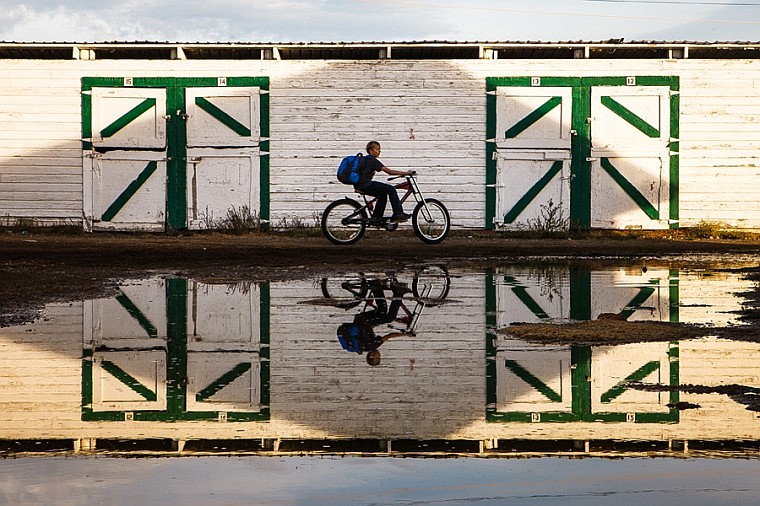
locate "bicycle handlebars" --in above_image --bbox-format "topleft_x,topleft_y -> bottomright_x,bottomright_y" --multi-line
388,171 -> 417,181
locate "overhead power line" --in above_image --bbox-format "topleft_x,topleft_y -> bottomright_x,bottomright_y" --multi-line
351,0 -> 760,25
585,0 -> 760,5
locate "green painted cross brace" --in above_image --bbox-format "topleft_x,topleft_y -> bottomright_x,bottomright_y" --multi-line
618,285 -> 657,320
600,158 -> 659,220
505,359 -> 562,402
600,96 -> 660,138
115,292 -> 158,338
195,362 -> 252,402
100,98 -> 157,138
101,161 -> 159,222
194,96 -> 251,137
503,160 -> 563,224
100,360 -> 158,402
505,96 -> 562,139
600,361 -> 660,403
502,275 -> 551,319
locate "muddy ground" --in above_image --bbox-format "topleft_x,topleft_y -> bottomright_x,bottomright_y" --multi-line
3,228 -> 760,332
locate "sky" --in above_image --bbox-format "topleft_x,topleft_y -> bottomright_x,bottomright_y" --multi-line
0,0 -> 759,43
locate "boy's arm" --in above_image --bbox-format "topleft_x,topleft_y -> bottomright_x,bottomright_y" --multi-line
380,166 -> 414,177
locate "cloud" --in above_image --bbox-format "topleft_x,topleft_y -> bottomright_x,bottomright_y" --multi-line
0,0 -> 757,42
0,0 -> 444,42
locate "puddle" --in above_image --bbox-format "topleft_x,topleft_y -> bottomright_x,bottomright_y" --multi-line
0,261 -> 759,458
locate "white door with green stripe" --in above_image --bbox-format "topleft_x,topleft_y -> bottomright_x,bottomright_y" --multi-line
185,86 -> 262,229
85,278 -> 169,413
186,280 -> 263,413
493,86 -> 572,230
89,87 -> 167,149
84,87 -> 168,231
86,151 -> 167,231
82,77 -> 268,232
590,86 -> 672,229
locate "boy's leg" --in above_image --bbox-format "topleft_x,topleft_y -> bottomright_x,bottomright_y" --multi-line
358,182 -> 390,219
386,185 -> 404,216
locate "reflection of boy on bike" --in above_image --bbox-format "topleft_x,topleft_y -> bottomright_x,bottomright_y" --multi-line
336,281 -> 412,366
355,141 -> 414,225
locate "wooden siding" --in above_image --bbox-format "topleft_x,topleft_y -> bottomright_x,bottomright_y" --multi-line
0,59 -> 758,228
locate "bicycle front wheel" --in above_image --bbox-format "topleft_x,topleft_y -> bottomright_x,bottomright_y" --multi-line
412,198 -> 450,244
412,264 -> 450,301
321,199 -> 367,245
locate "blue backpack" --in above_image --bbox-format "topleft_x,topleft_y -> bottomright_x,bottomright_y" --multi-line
336,153 -> 366,185
337,322 -> 363,353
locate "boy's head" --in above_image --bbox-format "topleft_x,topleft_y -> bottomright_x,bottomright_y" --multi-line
366,141 -> 381,155
366,350 -> 381,366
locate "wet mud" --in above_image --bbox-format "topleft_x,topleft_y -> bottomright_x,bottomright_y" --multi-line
501,317 -> 760,345
3,229 -> 760,328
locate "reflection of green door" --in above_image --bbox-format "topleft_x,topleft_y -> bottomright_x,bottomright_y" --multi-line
486,268 -> 680,423
82,278 -> 270,422
487,76 -> 679,230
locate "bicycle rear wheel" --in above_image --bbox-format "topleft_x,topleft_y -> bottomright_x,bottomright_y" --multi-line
320,274 -> 369,300
412,198 -> 450,244
321,199 -> 367,245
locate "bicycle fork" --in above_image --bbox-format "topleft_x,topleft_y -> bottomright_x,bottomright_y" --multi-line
408,177 -> 436,222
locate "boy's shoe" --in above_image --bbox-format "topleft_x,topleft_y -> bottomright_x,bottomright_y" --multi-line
391,212 -> 412,222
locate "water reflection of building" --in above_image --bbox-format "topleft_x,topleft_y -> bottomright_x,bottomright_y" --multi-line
0,267 -> 758,456
487,265 -> 760,443
488,266 -> 679,423
82,277 -> 269,423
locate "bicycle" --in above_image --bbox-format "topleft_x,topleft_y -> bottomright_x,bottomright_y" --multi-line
319,266 -> 451,335
319,265 -> 451,304
321,174 -> 450,245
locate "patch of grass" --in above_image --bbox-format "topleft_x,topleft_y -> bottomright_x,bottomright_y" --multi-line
681,220 -> 756,240
218,205 -> 266,234
527,199 -> 569,235
683,220 -> 724,239
273,212 -> 322,237
0,216 -> 84,234
497,199 -> 570,239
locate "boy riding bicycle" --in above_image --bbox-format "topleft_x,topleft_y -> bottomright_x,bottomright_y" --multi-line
355,141 -> 414,225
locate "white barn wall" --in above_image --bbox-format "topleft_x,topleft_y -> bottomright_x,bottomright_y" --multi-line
0,58 -> 758,229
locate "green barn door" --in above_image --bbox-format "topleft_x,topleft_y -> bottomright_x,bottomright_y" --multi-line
486,267 -> 680,423
82,278 -> 270,422
589,85 -> 674,229
83,85 -> 169,231
185,85 -> 264,229
82,77 -> 269,232
487,77 -> 679,231
492,85 -> 572,229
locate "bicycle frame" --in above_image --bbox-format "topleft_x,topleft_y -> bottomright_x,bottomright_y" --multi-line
333,276 -> 423,333
353,175 -> 435,223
